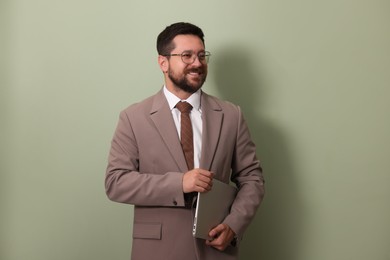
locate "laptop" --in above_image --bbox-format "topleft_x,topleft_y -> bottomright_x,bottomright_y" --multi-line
192,179 -> 237,240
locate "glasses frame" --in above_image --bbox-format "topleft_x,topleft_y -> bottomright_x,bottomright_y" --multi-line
163,51 -> 211,65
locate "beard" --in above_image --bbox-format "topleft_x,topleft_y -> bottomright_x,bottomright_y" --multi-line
168,67 -> 207,94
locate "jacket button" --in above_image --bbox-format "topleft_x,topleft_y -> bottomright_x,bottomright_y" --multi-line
173,200 -> 178,206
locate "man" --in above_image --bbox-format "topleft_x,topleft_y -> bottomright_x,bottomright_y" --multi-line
105,22 -> 265,260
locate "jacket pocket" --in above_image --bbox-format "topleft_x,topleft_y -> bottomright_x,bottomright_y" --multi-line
133,222 -> 162,240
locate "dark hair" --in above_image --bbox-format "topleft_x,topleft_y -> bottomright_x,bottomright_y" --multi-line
157,22 -> 205,55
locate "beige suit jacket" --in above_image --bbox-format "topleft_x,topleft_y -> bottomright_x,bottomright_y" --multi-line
106,89 -> 265,260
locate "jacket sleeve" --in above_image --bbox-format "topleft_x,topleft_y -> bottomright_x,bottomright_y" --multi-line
223,106 -> 265,240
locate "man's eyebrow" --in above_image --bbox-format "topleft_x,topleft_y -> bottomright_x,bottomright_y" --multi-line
180,49 -> 206,53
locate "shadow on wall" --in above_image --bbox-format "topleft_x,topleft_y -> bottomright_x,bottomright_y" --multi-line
213,45 -> 305,260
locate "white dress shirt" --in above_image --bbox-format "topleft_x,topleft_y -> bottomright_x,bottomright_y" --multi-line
163,86 -> 202,169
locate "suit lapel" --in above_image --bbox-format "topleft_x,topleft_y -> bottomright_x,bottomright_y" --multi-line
149,90 -> 188,172
200,92 -> 223,171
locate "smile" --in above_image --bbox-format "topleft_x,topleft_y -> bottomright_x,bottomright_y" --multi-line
186,69 -> 204,76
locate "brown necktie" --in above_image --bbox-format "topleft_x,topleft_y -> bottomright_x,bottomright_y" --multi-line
175,101 -> 196,208
175,101 -> 194,170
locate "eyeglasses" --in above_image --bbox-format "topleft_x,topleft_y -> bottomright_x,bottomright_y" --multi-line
164,51 -> 211,64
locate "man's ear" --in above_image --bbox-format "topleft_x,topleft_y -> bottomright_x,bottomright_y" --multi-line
158,55 -> 168,73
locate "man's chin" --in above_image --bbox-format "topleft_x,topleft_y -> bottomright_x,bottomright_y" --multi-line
170,75 -> 206,94
185,86 -> 201,94
178,83 -> 202,94
188,77 -> 206,88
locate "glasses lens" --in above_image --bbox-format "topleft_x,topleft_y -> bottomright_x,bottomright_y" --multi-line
180,51 -> 210,64
198,52 -> 210,64
181,52 -> 193,64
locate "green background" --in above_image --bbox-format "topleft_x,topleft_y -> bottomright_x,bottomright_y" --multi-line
1,0 -> 389,259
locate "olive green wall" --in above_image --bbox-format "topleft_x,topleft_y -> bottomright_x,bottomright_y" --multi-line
1,1 -> 389,259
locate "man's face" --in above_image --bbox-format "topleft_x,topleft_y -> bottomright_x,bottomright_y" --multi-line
165,34 -> 208,94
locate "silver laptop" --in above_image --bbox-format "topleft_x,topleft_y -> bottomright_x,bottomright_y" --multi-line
192,179 -> 237,240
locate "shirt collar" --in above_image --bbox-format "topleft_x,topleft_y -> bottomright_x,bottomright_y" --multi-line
163,86 -> 202,111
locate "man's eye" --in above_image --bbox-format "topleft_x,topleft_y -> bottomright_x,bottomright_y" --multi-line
182,53 -> 192,58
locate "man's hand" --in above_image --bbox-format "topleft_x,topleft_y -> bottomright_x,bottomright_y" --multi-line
205,223 -> 235,251
182,168 -> 213,193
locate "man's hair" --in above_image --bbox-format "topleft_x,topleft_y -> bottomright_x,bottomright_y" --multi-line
157,22 -> 205,55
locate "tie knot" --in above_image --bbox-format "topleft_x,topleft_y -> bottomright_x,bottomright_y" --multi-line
175,101 -> 193,114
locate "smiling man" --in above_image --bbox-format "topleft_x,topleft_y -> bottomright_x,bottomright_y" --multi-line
105,22 -> 265,260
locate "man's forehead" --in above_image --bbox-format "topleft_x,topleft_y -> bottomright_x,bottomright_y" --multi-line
172,34 -> 205,51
